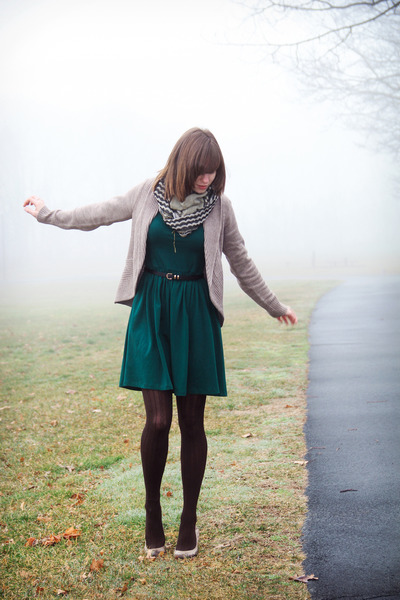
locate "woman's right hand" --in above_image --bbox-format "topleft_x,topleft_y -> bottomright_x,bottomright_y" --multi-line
23,196 -> 45,219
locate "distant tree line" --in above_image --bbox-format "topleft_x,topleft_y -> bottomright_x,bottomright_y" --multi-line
236,0 -> 400,156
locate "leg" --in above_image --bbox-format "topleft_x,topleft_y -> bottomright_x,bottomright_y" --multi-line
141,389 -> 173,549
176,394 -> 207,551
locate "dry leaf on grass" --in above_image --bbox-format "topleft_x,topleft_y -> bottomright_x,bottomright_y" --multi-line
19,569 -> 32,579
56,589 -> 68,596
37,516 -> 52,523
115,582 -> 129,595
290,574 -> 318,583
90,558 -> 104,572
63,527 -> 81,539
25,526 -> 80,547
70,493 -> 85,506
42,534 -> 63,547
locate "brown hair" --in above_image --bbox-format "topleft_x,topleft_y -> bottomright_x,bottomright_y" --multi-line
154,127 -> 226,202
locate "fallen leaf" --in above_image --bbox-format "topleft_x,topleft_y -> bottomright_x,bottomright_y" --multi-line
294,460 -> 308,466
19,570 -> 32,579
42,534 -> 62,547
116,582 -> 129,595
166,491 -> 173,497
65,389 -> 77,395
90,558 -> 104,572
284,404 -> 294,408
116,394 -> 127,401
62,465 -> 75,473
123,439 -> 129,444
290,574 -> 318,583
25,537 -> 37,547
92,409 -> 102,413
56,589 -> 68,596
71,493 -> 85,506
241,433 -> 253,438
0,405 -> 11,411
63,527 -> 81,539
37,516 -> 52,523
35,586 -> 44,595
20,501 -> 26,510
50,420 -> 58,427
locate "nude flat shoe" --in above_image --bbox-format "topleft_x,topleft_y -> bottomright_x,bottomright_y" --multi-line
144,543 -> 166,558
174,528 -> 199,559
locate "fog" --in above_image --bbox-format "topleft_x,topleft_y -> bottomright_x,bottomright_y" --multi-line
1,0 -> 399,295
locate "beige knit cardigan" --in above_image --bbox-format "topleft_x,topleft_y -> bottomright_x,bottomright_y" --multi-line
37,178 -> 288,325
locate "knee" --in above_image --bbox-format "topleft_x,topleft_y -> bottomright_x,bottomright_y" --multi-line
145,413 -> 172,435
178,413 -> 204,438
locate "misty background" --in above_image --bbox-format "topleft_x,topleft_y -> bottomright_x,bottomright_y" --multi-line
1,0 -> 399,297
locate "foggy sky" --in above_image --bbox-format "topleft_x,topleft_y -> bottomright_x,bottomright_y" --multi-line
0,0 -> 399,287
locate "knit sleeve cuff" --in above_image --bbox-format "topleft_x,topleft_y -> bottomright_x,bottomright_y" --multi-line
37,206 -> 52,223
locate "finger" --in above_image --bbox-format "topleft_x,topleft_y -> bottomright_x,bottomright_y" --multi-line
24,206 -> 36,216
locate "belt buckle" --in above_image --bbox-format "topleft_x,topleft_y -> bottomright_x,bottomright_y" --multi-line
166,272 -> 173,280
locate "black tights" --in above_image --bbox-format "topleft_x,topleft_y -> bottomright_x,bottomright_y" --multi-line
140,389 -> 207,551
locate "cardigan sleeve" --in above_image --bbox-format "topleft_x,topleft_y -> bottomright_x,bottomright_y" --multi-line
36,179 -> 153,231
221,196 -> 288,318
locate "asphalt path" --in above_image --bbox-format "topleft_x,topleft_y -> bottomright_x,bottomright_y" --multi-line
303,276 -> 400,600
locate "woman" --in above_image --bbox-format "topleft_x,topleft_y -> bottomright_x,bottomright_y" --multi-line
23,127 -> 297,559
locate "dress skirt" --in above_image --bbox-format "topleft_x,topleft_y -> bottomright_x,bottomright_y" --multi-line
119,213 -> 227,397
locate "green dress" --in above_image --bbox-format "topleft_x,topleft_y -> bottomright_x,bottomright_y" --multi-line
119,212 -> 227,396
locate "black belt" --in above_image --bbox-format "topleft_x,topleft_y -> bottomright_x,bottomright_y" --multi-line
145,268 -> 204,281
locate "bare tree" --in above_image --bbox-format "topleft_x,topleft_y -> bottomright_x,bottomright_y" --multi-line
235,0 -> 400,156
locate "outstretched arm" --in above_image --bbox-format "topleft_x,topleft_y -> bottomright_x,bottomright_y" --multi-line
21,181 -> 156,231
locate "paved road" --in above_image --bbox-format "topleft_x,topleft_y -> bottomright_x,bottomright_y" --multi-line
303,276 -> 400,600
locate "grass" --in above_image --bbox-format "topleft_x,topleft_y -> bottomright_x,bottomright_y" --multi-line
0,279 -> 335,599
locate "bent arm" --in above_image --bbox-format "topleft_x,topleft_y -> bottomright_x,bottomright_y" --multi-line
222,196 -> 295,321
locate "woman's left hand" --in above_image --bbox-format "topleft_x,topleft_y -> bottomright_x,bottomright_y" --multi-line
277,307 -> 298,325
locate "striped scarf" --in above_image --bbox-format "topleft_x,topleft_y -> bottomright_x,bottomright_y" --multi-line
154,178 -> 218,237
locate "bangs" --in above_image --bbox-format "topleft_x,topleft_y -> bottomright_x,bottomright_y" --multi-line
193,141 -> 221,176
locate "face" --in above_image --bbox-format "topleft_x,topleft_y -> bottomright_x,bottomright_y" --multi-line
192,172 -> 216,194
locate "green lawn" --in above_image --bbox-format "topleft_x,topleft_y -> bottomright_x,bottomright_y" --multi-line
0,279 -> 334,599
